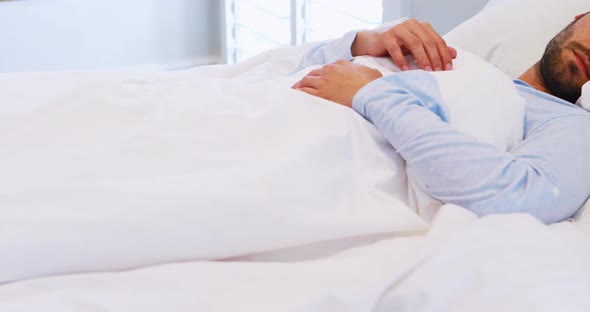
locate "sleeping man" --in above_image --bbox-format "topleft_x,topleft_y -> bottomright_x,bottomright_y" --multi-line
292,15 -> 590,224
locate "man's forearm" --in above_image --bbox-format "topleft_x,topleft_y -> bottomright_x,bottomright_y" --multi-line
292,31 -> 357,72
294,18 -> 410,71
353,72 -> 563,223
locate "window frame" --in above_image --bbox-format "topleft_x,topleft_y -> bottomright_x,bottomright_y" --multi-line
221,0 -> 402,64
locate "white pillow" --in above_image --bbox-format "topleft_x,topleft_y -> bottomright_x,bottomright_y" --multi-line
575,81 -> 590,234
577,81 -> 590,111
574,197 -> 590,238
444,0 -> 590,78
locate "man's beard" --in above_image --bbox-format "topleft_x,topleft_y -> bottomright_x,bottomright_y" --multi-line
539,23 -> 587,104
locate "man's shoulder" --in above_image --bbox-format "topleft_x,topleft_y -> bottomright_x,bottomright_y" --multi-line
524,104 -> 590,139
516,82 -> 590,135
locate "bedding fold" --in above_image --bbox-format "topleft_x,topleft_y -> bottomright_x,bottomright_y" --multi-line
0,45 -> 524,283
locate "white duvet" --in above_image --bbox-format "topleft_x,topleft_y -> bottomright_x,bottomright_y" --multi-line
0,43 -> 521,281
1,42 -> 589,311
0,55 -> 425,283
1,206 -> 589,312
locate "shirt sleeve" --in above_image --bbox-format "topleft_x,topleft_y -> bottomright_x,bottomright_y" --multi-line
352,71 -> 590,224
292,30 -> 357,71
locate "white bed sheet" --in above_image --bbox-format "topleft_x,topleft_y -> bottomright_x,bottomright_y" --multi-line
0,205 -> 588,312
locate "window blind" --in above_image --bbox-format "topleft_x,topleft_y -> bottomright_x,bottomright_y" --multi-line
223,0 -> 383,63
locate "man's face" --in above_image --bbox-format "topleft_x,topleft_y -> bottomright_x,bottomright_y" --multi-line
540,14 -> 590,103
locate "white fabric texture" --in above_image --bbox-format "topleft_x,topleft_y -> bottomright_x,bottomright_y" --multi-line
0,205 -> 588,312
0,43 -> 526,283
574,197 -> 590,239
444,0 -> 590,79
577,80 -> 590,111
0,60 -> 426,283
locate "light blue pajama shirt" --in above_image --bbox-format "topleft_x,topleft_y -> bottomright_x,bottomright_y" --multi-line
295,31 -> 590,223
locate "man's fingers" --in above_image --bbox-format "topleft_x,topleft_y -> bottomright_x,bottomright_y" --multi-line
291,75 -> 322,90
306,68 -> 325,76
404,20 -> 443,71
360,19 -> 454,72
390,24 -> 431,71
380,19 -> 458,72
295,87 -> 320,97
382,32 -> 410,71
291,76 -> 321,96
448,46 -> 458,59
421,22 -> 455,71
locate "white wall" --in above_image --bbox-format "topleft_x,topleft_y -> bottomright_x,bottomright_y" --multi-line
0,0 -> 222,72
384,0 -> 490,34
0,0 -> 490,72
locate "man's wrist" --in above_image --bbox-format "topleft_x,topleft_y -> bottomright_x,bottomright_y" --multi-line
351,31 -> 369,57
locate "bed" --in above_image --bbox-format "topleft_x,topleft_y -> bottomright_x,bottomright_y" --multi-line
1,0 -> 589,311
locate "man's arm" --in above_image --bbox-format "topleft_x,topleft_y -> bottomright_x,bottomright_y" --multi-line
353,72 -> 590,223
292,18 -> 590,222
293,30 -> 357,71
295,18 -> 457,72
294,59 -> 590,223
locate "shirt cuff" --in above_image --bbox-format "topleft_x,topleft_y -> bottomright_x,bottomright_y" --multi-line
351,76 -> 394,117
332,30 -> 357,61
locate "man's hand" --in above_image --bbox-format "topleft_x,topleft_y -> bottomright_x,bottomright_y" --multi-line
351,18 -> 457,72
292,60 -> 383,108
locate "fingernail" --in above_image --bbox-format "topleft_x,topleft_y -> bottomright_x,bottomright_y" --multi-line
445,63 -> 453,71
434,67 -> 442,72
425,66 -> 433,72
402,65 -> 410,71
